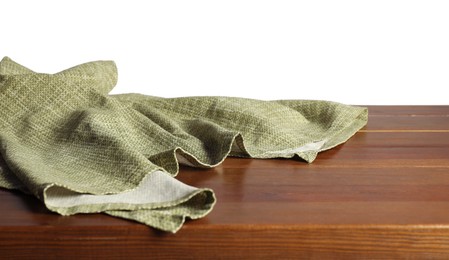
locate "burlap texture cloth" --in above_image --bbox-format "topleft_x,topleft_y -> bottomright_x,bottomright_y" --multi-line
0,57 -> 367,232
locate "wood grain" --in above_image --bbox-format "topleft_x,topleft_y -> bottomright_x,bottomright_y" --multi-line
1,106 -> 449,259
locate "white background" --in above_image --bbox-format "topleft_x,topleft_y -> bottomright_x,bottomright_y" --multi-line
1,0 -> 448,105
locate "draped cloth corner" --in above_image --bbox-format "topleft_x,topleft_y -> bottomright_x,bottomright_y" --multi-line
0,57 -> 368,233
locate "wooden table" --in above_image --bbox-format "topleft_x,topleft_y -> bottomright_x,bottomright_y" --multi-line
1,106 -> 449,259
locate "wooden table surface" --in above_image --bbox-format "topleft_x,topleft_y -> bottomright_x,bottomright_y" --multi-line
1,106 -> 449,259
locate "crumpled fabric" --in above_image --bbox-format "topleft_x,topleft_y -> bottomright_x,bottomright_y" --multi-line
0,57 -> 368,232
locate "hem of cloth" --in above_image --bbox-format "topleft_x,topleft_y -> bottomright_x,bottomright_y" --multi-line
42,170 -> 216,233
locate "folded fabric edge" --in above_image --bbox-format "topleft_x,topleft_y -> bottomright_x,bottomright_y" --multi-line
42,170 -> 216,232
105,190 -> 215,233
173,132 -> 248,170
318,106 -> 368,153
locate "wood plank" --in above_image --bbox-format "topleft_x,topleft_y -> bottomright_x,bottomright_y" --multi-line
180,165 -> 449,186
364,117 -> 449,131
366,105 -> 449,116
1,106 -> 449,259
364,105 -> 449,131
347,132 -> 449,146
2,225 -> 449,259
199,202 -> 449,224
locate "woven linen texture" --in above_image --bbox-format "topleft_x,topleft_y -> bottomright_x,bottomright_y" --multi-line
0,57 -> 368,232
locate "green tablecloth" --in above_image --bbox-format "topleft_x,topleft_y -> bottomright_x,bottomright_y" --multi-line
0,57 -> 367,232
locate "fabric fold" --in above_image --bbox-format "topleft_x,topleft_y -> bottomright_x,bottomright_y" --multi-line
0,57 -> 368,232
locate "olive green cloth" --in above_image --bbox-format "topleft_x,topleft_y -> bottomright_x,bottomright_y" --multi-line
0,57 -> 368,232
